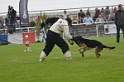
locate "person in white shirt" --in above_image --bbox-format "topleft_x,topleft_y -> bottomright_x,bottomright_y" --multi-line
39,17 -> 74,62
83,15 -> 94,37
95,15 -> 105,23
95,15 -> 105,36
83,15 -> 94,25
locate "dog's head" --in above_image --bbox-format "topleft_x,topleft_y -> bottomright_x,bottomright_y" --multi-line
72,36 -> 83,44
72,36 -> 82,41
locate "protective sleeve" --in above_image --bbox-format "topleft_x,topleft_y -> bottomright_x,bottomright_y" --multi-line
61,20 -> 73,41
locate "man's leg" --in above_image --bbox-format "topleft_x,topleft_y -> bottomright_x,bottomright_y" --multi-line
39,38 -> 55,62
39,51 -> 47,62
64,50 -> 72,60
11,21 -> 16,33
116,26 -> 120,43
55,36 -> 72,60
121,26 -> 124,39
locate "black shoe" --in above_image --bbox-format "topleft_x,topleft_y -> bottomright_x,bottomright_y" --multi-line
116,41 -> 119,43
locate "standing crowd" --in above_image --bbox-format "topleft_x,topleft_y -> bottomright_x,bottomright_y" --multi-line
0,4 -> 124,43
63,6 -> 117,24
61,4 -> 124,43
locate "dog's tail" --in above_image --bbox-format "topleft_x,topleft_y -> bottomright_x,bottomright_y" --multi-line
103,45 -> 115,50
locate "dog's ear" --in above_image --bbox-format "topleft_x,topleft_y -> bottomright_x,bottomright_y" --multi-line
79,36 -> 82,38
72,37 -> 78,41
77,36 -> 82,38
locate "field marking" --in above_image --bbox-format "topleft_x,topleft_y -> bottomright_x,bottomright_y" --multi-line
51,57 -> 61,59
71,52 -> 94,54
71,52 -> 124,57
10,59 -> 23,62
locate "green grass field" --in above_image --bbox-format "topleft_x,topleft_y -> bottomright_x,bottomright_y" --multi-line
0,35 -> 124,82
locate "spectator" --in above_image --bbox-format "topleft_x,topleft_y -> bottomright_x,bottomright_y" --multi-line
100,8 -> 106,20
0,16 -> 4,29
111,7 -> 117,21
78,9 -> 85,23
115,4 -> 124,43
105,15 -> 112,22
83,15 -> 94,25
95,15 -> 105,36
100,12 -> 106,20
65,15 -> 72,25
72,15 -> 78,24
86,8 -> 91,17
66,15 -> 71,19
93,8 -> 101,21
101,8 -> 104,13
95,15 -> 105,23
35,15 -> 41,23
104,6 -> 110,19
4,14 -> 9,34
0,16 -> 4,34
16,15 -> 20,28
112,7 -> 117,14
63,9 -> 68,19
83,15 -> 94,37
5,14 -> 9,27
8,6 -> 17,33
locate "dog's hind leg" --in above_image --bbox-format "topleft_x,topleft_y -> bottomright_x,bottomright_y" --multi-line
95,47 -> 103,58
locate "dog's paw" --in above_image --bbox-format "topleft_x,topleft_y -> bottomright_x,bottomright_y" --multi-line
81,54 -> 84,57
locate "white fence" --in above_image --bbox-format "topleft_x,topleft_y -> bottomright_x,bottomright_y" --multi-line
0,22 -> 118,37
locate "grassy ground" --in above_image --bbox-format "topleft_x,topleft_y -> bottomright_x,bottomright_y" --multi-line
0,35 -> 124,82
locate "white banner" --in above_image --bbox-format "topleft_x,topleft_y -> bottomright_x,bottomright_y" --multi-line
104,24 -> 122,34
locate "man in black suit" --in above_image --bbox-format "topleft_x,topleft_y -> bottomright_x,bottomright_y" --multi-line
115,4 -> 124,43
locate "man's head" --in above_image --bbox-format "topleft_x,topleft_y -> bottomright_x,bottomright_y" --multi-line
118,4 -> 123,10
11,6 -> 13,9
86,15 -> 90,18
80,9 -> 82,12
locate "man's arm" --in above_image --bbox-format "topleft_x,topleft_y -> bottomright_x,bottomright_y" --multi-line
40,17 -> 59,29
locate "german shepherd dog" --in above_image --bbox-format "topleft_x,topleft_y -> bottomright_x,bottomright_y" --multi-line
72,36 -> 115,58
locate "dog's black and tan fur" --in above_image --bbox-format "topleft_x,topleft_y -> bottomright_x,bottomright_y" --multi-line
72,36 -> 115,58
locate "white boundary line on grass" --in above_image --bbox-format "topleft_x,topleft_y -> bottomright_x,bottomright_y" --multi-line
71,52 -> 94,54
51,51 -> 124,59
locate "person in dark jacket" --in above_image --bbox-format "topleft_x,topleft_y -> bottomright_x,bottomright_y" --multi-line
8,6 -> 17,33
78,9 -> 85,23
115,4 -> 124,43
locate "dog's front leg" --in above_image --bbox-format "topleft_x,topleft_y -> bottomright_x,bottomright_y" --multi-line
79,48 -> 84,57
80,49 -> 86,57
79,45 -> 87,57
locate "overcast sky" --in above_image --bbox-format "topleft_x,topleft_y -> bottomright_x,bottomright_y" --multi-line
0,0 -> 124,14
